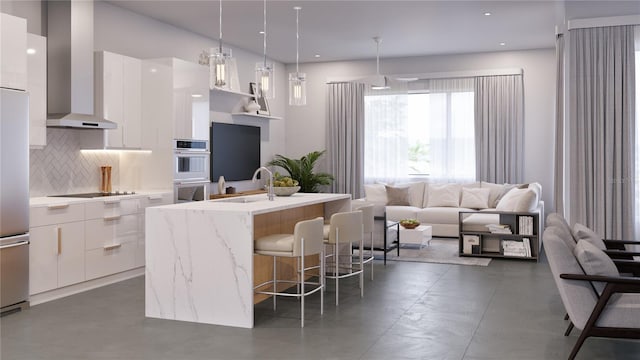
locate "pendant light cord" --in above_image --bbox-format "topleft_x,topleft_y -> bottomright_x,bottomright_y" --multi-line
218,0 -> 223,53
263,0 -> 267,67
374,37 -> 381,76
295,7 -> 300,74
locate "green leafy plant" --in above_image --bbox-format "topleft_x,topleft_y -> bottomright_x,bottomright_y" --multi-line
267,150 -> 334,193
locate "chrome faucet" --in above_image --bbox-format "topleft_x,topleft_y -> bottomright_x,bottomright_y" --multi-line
252,166 -> 274,201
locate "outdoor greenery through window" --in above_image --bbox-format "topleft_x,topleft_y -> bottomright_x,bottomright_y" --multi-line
364,78 -> 476,183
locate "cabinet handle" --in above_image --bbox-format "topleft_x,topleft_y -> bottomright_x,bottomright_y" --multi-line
57,227 -> 62,255
148,195 -> 162,201
104,215 -> 121,221
103,243 -> 122,251
48,204 -> 69,210
103,199 -> 121,205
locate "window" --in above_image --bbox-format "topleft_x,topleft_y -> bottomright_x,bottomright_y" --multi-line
364,78 -> 475,183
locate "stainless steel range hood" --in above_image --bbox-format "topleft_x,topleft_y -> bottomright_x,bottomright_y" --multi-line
46,0 -> 116,130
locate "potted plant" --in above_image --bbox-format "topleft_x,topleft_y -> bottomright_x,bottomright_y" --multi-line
267,150 -> 334,193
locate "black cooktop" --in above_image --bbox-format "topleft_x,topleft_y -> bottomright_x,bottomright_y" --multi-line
50,192 -> 136,198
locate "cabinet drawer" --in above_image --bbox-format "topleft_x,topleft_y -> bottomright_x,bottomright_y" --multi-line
85,242 -> 137,280
30,203 -> 84,227
85,198 -> 140,220
85,214 -> 140,250
140,193 -> 173,209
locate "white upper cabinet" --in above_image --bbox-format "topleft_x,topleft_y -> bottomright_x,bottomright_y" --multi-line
0,13 -> 27,90
27,33 -> 47,148
171,59 -> 209,141
94,51 -> 142,149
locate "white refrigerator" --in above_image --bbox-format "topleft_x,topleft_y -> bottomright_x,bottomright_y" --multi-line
0,87 -> 30,313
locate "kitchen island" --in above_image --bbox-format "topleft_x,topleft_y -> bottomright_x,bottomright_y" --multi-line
145,192 -> 351,328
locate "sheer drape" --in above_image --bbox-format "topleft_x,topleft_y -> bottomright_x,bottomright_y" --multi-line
554,33 -> 565,214
474,74 -> 524,184
409,78 -> 475,183
363,82 -> 409,184
326,82 -> 366,197
568,25 -> 636,240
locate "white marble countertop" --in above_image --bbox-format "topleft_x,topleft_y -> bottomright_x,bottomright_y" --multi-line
30,190 -> 173,207
150,192 -> 351,215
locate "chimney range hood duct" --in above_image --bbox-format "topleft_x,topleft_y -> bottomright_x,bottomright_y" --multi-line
46,0 -> 116,129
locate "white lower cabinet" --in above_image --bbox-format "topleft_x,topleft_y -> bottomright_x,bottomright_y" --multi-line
29,221 -> 85,295
85,242 -> 137,281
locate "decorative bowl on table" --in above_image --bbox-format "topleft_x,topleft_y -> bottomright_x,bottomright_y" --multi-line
399,219 -> 420,229
273,186 -> 301,196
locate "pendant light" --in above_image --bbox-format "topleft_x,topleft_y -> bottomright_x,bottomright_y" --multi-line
371,37 -> 390,90
256,0 -> 274,99
289,6 -> 306,106
209,0 -> 232,89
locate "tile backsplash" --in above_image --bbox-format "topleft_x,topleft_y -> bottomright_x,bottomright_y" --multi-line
30,128 -> 119,197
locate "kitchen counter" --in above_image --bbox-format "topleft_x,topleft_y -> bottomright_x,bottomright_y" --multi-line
145,192 -> 351,328
29,190 -> 173,207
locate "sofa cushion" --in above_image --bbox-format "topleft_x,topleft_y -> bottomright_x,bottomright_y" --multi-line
394,182 -> 425,207
574,239 -> 620,295
385,185 -> 410,206
416,207 -> 476,225
460,188 -> 491,209
480,182 -> 507,207
496,188 -> 537,212
573,223 -> 606,250
364,183 -> 387,204
426,183 -> 461,207
528,182 -> 542,205
386,206 -> 420,222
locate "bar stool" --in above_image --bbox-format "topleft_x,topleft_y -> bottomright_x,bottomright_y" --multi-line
352,203 -> 375,280
254,217 -> 325,328
324,211 -> 364,305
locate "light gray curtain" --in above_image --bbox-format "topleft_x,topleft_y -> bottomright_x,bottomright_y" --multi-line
474,74 -> 524,183
568,25 -> 636,240
326,82 -> 365,197
554,33 -> 565,215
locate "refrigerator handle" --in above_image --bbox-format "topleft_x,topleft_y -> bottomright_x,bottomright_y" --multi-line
0,240 -> 29,250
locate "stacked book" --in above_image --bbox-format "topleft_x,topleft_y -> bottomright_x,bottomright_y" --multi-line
518,216 -> 534,235
486,224 -> 512,234
502,239 -> 532,257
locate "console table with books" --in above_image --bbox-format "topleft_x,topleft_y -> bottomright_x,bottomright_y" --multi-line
458,211 -> 540,261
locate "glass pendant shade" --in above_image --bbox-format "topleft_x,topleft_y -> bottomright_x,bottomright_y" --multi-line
255,63 -> 274,99
210,47 -> 232,89
289,72 -> 306,106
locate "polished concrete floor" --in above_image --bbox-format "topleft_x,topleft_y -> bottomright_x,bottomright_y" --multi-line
2,254 -> 639,359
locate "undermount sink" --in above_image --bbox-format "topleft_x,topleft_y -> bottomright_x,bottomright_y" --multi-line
218,197 -> 266,204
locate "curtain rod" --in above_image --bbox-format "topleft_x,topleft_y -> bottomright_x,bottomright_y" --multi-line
326,68 -> 522,84
568,15 -> 640,30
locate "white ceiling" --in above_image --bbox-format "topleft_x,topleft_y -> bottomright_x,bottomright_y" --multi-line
106,1 -> 640,64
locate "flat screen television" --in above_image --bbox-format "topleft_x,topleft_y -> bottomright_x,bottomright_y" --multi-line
210,123 -> 261,181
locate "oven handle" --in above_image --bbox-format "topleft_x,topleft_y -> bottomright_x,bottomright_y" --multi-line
174,150 -> 210,155
174,180 -> 210,186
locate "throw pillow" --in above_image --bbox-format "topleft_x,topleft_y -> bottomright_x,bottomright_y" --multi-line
480,182 -> 507,208
573,223 -> 606,250
394,182 -> 425,207
385,185 -> 410,206
460,188 -> 491,209
364,183 -> 387,204
574,240 -> 620,295
426,183 -> 461,207
495,188 -> 536,212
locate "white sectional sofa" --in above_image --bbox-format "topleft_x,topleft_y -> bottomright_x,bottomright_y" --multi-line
359,181 -> 544,238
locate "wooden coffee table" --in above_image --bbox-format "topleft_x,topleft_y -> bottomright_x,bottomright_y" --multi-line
399,225 -> 433,249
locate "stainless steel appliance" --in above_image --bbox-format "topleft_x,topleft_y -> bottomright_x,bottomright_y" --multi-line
1,88 -> 30,314
173,139 -> 210,203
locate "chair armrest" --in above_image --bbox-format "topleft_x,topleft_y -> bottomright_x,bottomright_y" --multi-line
559,273 -> 640,288
604,239 -> 640,245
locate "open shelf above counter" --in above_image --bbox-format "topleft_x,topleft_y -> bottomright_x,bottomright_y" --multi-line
231,112 -> 282,120
210,87 -> 253,98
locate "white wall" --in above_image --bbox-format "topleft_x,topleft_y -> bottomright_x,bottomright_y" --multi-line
93,1 -> 287,193
285,49 -> 557,210
0,0 -> 45,35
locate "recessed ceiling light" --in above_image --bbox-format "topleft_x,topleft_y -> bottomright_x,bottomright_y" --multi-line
191,94 -> 203,98
26,48 -> 36,55
314,54 -> 321,58
259,31 -> 265,34
499,42 -> 506,46
484,12 -> 491,16
150,68 -> 158,73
